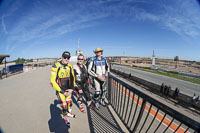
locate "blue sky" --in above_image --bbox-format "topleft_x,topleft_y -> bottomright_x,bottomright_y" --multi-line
0,0 -> 200,61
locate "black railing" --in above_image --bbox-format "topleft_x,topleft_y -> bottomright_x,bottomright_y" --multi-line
107,73 -> 200,133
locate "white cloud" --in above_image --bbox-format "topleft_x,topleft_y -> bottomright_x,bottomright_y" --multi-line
1,16 -> 8,34
5,1 -> 109,43
133,8 -> 160,21
2,0 -> 200,54
159,0 -> 200,39
1,0 -> 110,54
125,0 -> 200,40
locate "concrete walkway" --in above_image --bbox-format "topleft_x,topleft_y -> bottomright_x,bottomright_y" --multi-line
1,65 -> 198,133
0,66 -> 126,133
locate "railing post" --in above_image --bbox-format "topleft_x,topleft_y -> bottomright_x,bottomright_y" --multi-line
132,100 -> 146,132
5,57 -> 7,78
108,73 -> 111,103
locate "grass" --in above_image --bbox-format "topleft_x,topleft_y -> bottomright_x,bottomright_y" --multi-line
128,66 -> 200,85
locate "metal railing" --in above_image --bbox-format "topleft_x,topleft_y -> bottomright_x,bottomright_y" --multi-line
107,73 -> 200,133
110,67 -> 200,110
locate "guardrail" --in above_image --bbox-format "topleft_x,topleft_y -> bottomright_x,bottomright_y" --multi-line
7,64 -> 23,73
0,64 -> 23,79
0,68 -> 7,79
107,73 -> 200,133
0,62 -> 54,79
110,62 -> 200,78
157,68 -> 200,79
110,68 -> 200,110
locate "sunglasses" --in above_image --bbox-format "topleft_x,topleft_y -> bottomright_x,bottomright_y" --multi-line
78,58 -> 84,60
63,56 -> 70,59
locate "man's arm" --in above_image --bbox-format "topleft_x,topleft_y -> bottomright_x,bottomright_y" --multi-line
73,65 -> 78,76
50,64 -> 64,94
88,59 -> 98,78
69,64 -> 75,90
105,59 -> 110,77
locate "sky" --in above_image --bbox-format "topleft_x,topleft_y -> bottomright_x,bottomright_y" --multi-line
0,0 -> 200,61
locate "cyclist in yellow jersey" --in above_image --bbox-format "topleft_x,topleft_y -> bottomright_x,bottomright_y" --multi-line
50,51 -> 76,127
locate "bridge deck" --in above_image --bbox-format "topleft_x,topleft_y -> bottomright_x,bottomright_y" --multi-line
0,65 -> 199,133
0,66 -> 127,133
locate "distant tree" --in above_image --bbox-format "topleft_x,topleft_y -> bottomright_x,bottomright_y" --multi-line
13,58 -> 33,64
14,58 -> 25,64
27,59 -> 33,62
174,56 -> 179,69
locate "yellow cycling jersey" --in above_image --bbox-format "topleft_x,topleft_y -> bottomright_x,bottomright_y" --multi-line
51,61 -> 75,93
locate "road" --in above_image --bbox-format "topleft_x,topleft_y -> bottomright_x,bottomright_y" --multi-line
112,64 -> 200,97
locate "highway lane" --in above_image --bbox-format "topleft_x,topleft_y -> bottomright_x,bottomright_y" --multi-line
112,64 -> 200,97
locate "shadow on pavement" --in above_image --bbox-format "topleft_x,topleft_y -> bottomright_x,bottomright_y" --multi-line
87,103 -> 124,133
71,91 -> 88,110
48,100 -> 69,133
71,91 -> 79,109
0,127 -> 4,133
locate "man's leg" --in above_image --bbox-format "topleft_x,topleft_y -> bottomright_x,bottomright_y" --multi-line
65,89 -> 76,117
89,76 -> 95,89
75,85 -> 85,112
77,92 -> 85,112
56,91 -> 62,103
83,83 -> 92,107
94,79 -> 101,109
100,80 -> 107,106
58,92 -> 70,126
74,87 -> 80,100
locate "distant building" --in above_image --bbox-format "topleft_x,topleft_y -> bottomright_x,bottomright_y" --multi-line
70,49 -> 83,62
151,50 -> 157,69
152,50 -> 155,66
76,49 -> 83,56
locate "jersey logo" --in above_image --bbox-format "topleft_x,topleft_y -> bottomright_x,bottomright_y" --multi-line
60,72 -> 65,78
66,70 -> 70,77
